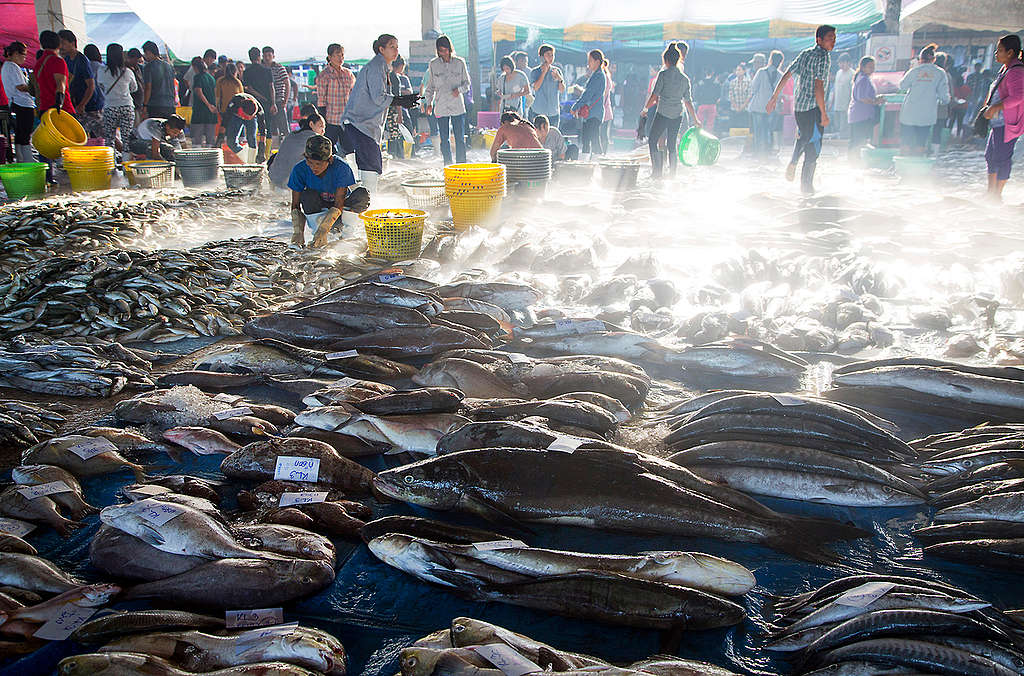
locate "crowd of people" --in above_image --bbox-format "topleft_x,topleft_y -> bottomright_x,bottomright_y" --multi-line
0,26 -> 1021,204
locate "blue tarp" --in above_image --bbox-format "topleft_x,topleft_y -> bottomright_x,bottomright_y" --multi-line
84,11 -> 166,55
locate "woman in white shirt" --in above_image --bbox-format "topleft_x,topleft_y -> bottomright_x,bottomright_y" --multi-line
2,41 -> 36,163
96,43 -> 138,151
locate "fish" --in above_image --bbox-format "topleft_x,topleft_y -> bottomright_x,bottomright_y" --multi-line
809,638 -> 1018,676
913,521 -> 1024,543
58,652 -> 323,675
0,486 -> 82,537
358,516 -> 514,546
325,326 -> 490,360
71,610 -> 226,644
513,332 -> 671,363
5,583 -> 120,623
398,647 -> 500,676
0,552 -> 82,593
230,524 -> 336,564
221,438 -> 376,492
0,535 -> 36,556
295,282 -> 443,315
924,539 -> 1024,570
413,359 -> 525,399
162,427 -> 242,455
374,447 -> 867,562
834,365 -> 1024,412
448,617 -> 609,669
11,464 -> 98,519
665,343 -> 808,378
934,492 -> 1024,523
294,406 -> 470,455
352,388 -> 465,416
431,282 -> 541,311
462,398 -> 620,434
21,434 -> 148,481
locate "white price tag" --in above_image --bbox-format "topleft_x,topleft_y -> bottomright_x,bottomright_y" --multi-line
506,352 -> 532,364
470,643 -> 542,676
17,481 -> 71,500
473,539 -> 528,551
378,272 -> 404,283
125,484 -> 171,500
33,603 -> 97,641
225,607 -> 284,629
67,437 -> 117,460
835,581 -> 896,607
213,407 -> 253,420
0,518 -> 35,538
546,435 -> 585,453
279,491 -> 329,507
771,394 -> 807,407
334,377 -> 360,388
326,350 -> 359,360
137,502 -> 186,526
214,393 -> 245,405
274,456 -> 320,483
554,319 -> 605,335
235,622 -> 300,655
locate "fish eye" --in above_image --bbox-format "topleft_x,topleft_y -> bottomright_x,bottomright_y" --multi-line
404,475 -> 414,484
405,657 -> 418,668
963,460 -> 973,467
453,623 -> 465,633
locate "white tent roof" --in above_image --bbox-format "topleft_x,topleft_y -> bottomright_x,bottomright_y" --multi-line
118,0 -> 420,61
901,0 -> 1024,33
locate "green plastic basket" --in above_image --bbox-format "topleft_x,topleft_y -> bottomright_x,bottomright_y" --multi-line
678,126 -> 721,166
0,162 -> 47,199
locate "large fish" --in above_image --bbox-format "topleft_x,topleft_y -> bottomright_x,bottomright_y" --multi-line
58,652 -> 322,675
294,405 -> 469,455
220,438 -> 376,493
374,447 -> 867,562
326,326 -> 490,360
21,435 -> 148,481
11,464 -> 97,519
71,610 -> 226,644
0,552 -> 82,593
834,365 -> 1024,412
90,524 -> 207,581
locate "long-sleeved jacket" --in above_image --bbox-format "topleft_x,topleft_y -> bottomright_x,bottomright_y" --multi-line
342,53 -> 394,142
898,62 -> 950,127
571,69 -> 605,119
423,55 -> 470,118
997,58 -> 1024,142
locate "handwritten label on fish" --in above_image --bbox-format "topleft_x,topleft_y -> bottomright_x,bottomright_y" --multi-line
125,484 -> 171,500
33,603 -> 97,641
834,581 -> 896,607
213,407 -> 253,420
225,607 -> 284,629
213,393 -> 245,405
472,539 -> 528,551
471,643 -> 543,676
770,394 -> 807,407
234,621 -> 300,655
554,318 -> 605,335
378,271 -> 405,283
279,491 -> 329,507
137,502 -> 186,527
335,377 -> 361,388
0,517 -> 35,538
326,350 -> 359,360
67,437 -> 118,460
17,481 -> 71,501
546,436 -> 585,453
274,456 -> 320,483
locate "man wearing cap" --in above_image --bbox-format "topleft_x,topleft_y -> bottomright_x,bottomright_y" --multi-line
288,134 -> 371,248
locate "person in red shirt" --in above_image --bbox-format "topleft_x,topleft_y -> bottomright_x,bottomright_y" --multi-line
35,30 -> 74,114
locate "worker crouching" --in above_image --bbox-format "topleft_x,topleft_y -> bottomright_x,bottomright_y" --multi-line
288,134 -> 370,248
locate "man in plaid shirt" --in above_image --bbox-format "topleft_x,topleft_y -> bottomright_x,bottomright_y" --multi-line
767,24 -> 836,194
263,46 -> 291,141
316,43 -> 355,152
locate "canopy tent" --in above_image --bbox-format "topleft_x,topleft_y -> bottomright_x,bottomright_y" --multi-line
900,0 -> 1024,33
491,0 -> 884,44
440,0 -> 507,73
119,0 -> 420,62
1,0 -> 40,67
84,0 -> 166,56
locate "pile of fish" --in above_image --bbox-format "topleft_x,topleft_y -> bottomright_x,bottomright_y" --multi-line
913,422 -> 1024,570
766,573 -> 1024,676
397,616 -> 741,676
0,399 -> 69,450
651,390 -> 926,506
824,358 -> 1024,424
61,616 -> 346,675
0,338 -> 159,397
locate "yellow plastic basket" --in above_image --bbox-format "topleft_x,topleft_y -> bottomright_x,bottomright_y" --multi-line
360,209 -> 427,261
449,194 -> 503,231
31,109 -> 87,159
65,167 -> 112,191
444,163 -> 505,183
176,106 -> 193,125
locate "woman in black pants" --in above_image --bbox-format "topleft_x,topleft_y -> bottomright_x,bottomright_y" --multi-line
2,41 -> 36,163
571,49 -> 606,161
641,42 -> 700,178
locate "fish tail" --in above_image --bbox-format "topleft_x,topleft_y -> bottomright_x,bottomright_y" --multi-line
767,516 -> 869,564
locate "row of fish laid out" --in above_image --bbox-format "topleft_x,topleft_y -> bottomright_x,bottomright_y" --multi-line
765,573 -> 1024,676
396,616 -> 742,676
0,399 -> 71,450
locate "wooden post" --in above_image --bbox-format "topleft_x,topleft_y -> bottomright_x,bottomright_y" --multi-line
466,0 -> 481,123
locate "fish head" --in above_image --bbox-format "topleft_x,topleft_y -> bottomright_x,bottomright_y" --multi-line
76,583 -> 121,606
373,458 -> 466,510
449,617 -> 501,647
412,628 -> 453,649
283,628 -> 347,675
58,653 -> 136,675
366,533 -> 432,570
399,647 -> 445,676
281,558 -> 336,592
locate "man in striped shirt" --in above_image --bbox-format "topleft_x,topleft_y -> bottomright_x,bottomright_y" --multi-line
263,46 -> 290,141
316,43 -> 355,153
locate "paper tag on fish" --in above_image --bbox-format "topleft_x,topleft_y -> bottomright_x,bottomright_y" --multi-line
473,539 -> 528,551
225,607 -> 284,629
274,456 -> 321,483
834,581 -> 896,607
505,352 -> 532,364
67,437 -> 117,460
213,393 -> 245,405
326,350 -> 359,360
0,517 -> 35,538
125,484 -> 171,500
378,271 -> 405,283
33,603 -> 97,641
235,622 -> 300,655
335,377 -> 361,389
547,435 -> 585,453
770,394 -> 807,407
137,502 -> 186,526
17,481 -> 71,500
213,407 -> 253,420
279,491 -> 329,507
554,318 -> 605,335
471,643 -> 543,676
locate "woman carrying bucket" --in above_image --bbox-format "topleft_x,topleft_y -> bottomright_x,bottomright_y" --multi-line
641,42 -> 699,179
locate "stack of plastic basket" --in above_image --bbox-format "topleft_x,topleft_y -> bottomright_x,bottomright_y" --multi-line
360,209 -> 427,261
61,146 -> 114,192
0,163 -> 47,199
174,147 -> 223,188
401,178 -> 448,210
444,163 -> 506,231
497,148 -> 551,196
124,160 -> 174,188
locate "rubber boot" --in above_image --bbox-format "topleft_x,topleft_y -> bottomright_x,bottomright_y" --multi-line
16,145 -> 33,163
359,170 -> 379,193
290,209 -> 306,247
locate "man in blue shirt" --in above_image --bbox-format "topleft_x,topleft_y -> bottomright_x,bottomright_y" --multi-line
288,134 -> 370,248
530,44 -> 565,128
59,30 -> 102,138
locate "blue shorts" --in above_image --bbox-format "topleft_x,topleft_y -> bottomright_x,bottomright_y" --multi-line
900,124 -> 930,148
339,123 -> 383,174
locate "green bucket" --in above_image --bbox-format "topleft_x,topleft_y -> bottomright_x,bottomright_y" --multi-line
860,145 -> 897,170
893,155 -> 935,178
678,126 -> 721,166
0,162 -> 47,200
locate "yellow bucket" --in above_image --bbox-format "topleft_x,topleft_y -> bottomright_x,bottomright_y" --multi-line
359,208 -> 427,261
31,109 -> 87,159
62,146 -> 114,168
176,106 -> 193,125
444,163 -> 505,183
65,167 -> 112,191
449,193 -> 503,231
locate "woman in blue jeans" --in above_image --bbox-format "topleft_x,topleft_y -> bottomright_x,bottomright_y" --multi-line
423,35 -> 470,165
224,92 -> 263,155
571,49 -> 606,161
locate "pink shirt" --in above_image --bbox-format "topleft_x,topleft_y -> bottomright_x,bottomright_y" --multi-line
998,58 -> 1024,142
603,71 -> 614,122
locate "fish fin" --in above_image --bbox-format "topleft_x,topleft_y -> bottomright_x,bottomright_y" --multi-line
134,523 -> 167,547
462,490 -> 536,535
428,568 -> 488,600
161,445 -> 184,463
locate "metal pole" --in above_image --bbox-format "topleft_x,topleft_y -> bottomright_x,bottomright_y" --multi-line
466,0 -> 481,122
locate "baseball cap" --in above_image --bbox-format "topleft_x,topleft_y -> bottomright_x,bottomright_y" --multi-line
304,134 -> 334,161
